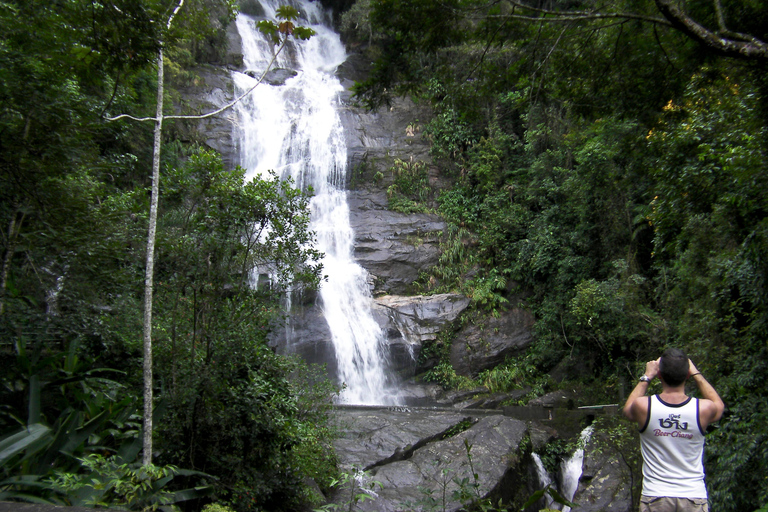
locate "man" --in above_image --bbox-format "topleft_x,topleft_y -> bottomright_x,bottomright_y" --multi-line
623,348 -> 725,512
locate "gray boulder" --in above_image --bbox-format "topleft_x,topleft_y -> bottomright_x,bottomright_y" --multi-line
571,429 -> 635,512
338,94 -> 434,185
373,293 -> 470,374
331,407 -> 530,512
174,64 -> 239,170
270,292 -> 469,379
450,307 -> 535,377
246,67 -> 299,85
349,189 -> 445,295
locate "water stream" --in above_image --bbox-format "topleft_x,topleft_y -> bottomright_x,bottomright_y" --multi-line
232,1 -> 401,405
532,424 -> 594,511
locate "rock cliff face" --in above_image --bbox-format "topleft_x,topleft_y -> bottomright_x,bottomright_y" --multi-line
180,20 -> 635,512
179,20 -> 536,387
331,406 -> 532,512
329,406 -> 633,512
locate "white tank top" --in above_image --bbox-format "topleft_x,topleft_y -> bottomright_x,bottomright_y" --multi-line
639,395 -> 707,498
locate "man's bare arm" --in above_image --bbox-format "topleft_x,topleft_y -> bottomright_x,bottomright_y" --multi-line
689,359 -> 725,428
623,359 -> 659,424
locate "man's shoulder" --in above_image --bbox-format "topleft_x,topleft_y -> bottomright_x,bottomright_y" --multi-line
625,394 -> 651,425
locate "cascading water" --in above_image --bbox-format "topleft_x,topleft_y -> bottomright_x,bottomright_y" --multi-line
532,425 -> 594,512
232,1 -> 401,405
558,425 -> 593,512
531,453 -> 556,510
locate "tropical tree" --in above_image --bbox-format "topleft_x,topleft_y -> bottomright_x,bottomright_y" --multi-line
104,0 -> 315,465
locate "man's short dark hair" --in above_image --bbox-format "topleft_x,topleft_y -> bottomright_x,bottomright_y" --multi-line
660,348 -> 689,386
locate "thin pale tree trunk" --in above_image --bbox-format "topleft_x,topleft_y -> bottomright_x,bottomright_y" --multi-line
103,0 -> 293,465
142,43 -> 165,466
0,208 -> 24,320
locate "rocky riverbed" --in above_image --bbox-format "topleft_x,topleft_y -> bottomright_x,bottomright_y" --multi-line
325,403 -> 633,512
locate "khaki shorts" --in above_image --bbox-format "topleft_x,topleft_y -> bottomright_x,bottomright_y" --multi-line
639,496 -> 709,512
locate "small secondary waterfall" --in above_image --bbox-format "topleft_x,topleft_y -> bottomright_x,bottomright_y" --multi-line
532,425 -> 594,511
232,1 -> 401,405
532,453 -> 557,510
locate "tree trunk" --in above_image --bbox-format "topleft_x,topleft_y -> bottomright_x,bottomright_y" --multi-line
142,44 -> 165,466
0,208 -> 24,320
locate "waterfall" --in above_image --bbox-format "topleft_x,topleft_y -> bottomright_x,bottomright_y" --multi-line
531,453 -> 556,510
532,425 -> 593,511
232,1 -> 401,405
559,424 -> 593,512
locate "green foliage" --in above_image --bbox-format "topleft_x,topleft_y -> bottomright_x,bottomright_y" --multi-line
150,152 -> 336,509
340,0 -> 375,44
476,357 -> 545,397
423,362 -> 475,390
643,69 -> 768,512
258,6 -> 316,45
0,339 -> 142,504
425,106 -> 481,160
0,2 -> 331,511
353,0 -> 768,507
314,468 -> 382,512
386,158 -> 434,213
46,454 -> 207,510
520,485 -> 574,512
203,505 -> 236,512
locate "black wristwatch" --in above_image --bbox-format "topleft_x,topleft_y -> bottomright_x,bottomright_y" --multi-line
639,375 -> 652,383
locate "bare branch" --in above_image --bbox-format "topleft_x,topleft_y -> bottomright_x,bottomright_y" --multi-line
105,113 -> 158,122
712,0 -> 761,44
167,0 -> 185,30
479,12 -> 671,26
106,32 -> 288,123
493,0 -> 672,27
165,38 -> 288,121
713,0 -> 727,33
654,0 -> 768,62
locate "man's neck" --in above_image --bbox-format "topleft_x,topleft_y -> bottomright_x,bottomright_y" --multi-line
659,382 -> 688,404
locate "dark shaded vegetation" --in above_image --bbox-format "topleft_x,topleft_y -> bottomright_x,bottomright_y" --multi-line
1,1 -> 337,510
340,0 -> 768,510
2,0 -> 768,510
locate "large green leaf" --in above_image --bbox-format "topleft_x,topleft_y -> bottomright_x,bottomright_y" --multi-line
0,424 -> 51,467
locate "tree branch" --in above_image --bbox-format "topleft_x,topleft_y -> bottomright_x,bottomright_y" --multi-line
106,35 -> 288,123
493,0 -> 768,62
653,0 -> 768,62
493,0 -> 672,27
165,38 -> 287,121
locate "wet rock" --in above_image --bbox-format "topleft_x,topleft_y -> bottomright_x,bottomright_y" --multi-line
436,386 -> 490,405
331,407 -> 530,512
570,429 -> 634,512
245,67 -> 299,85
452,390 -> 528,410
348,189 -> 445,295
527,390 -> 578,409
528,421 -> 559,451
174,64 -> 238,170
372,293 -> 470,374
269,292 -> 469,380
332,406 -> 476,471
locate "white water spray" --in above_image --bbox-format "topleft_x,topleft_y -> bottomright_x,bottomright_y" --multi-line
559,424 -> 593,512
531,453 -> 556,510
532,424 -> 594,511
232,1 -> 401,405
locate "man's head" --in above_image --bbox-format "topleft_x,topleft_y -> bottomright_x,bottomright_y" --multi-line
659,348 -> 689,387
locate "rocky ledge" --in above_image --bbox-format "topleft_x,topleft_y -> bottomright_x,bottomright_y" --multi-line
326,405 -> 633,512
